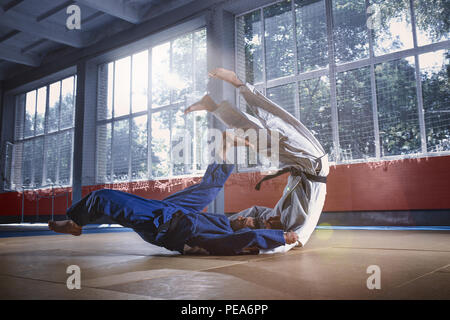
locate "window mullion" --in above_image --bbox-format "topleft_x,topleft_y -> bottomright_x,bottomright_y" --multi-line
325,0 -> 339,162
409,0 -> 427,154
110,62 -> 116,182
261,7 -> 267,96
169,41 -> 174,177
365,0 -> 381,159
147,49 -> 153,179
291,0 -> 301,121
31,89 -> 37,187
190,33 -> 196,173
110,121 -> 115,182
42,85 -> 49,186
128,55 -> 133,181
69,75 -> 76,186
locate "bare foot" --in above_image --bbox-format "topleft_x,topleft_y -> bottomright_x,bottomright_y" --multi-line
48,220 -> 82,236
209,68 -> 244,88
184,94 -> 218,115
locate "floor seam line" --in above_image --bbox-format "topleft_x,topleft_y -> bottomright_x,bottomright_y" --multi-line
333,246 -> 450,253
393,263 -> 450,289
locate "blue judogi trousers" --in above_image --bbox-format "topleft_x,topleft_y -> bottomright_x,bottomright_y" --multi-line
66,163 -> 285,255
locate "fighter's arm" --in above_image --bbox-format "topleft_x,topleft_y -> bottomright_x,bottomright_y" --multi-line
186,229 -> 297,255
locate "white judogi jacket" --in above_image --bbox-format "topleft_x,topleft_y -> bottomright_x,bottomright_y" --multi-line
212,83 -> 329,253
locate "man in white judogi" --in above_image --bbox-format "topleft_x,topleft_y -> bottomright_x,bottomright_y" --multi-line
185,68 -> 329,254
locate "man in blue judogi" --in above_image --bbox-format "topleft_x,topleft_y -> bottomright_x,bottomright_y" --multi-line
49,162 -> 296,255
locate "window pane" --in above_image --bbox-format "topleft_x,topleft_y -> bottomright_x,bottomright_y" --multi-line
295,0 -> 328,73
336,67 -> 375,161
61,76 -> 75,129
97,63 -> 113,121
194,29 -> 208,96
152,42 -> 171,108
48,81 -> 60,133
25,90 -> 36,138
264,0 -> 295,80
151,110 -> 171,178
33,137 -> 44,188
96,123 -> 112,183
59,131 -> 73,185
414,0 -> 450,46
333,0 -> 369,64
236,10 -> 264,84
107,63 -> 113,118
22,140 -> 33,187
132,50 -> 148,113
370,0 -> 414,56
267,83 -> 297,117
114,57 -> 131,117
172,34 -> 193,103
3,142 -> 13,190
375,57 -> 421,156
131,115 -> 148,180
420,50 -> 450,152
35,87 -> 46,135
45,134 -> 58,184
14,94 -> 25,140
298,76 -> 334,159
11,142 -> 23,189
112,119 -> 130,181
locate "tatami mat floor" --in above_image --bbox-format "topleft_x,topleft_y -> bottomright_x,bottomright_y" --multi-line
0,228 -> 449,299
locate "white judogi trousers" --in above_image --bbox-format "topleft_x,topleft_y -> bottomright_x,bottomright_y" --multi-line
212,83 -> 329,253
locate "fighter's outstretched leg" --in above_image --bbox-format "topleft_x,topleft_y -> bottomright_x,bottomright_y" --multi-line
184,94 -> 218,115
208,68 -> 244,88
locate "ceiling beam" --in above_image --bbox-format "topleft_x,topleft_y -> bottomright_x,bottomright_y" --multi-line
140,0 -> 194,22
2,0 -> 24,12
0,7 -> 90,48
75,0 -> 141,24
36,0 -> 75,22
21,39 -> 47,54
0,30 -> 20,43
0,44 -> 41,66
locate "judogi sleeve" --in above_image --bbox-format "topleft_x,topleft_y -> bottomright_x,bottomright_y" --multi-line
187,229 -> 286,256
212,100 -> 263,131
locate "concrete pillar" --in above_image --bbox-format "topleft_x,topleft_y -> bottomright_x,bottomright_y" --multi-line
206,5 -> 235,214
0,83 -> 15,193
72,60 -> 97,202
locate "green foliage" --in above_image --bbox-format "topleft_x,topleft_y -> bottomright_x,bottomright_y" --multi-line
239,0 -> 449,160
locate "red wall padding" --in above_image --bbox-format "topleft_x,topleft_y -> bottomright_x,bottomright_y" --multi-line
225,155 -> 450,212
1,155 -> 449,217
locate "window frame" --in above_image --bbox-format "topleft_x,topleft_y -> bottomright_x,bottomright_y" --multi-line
94,27 -> 208,184
234,0 -> 450,169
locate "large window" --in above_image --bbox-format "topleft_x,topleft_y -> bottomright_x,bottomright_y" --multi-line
11,76 -> 76,189
96,28 -> 207,183
236,0 -> 449,163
